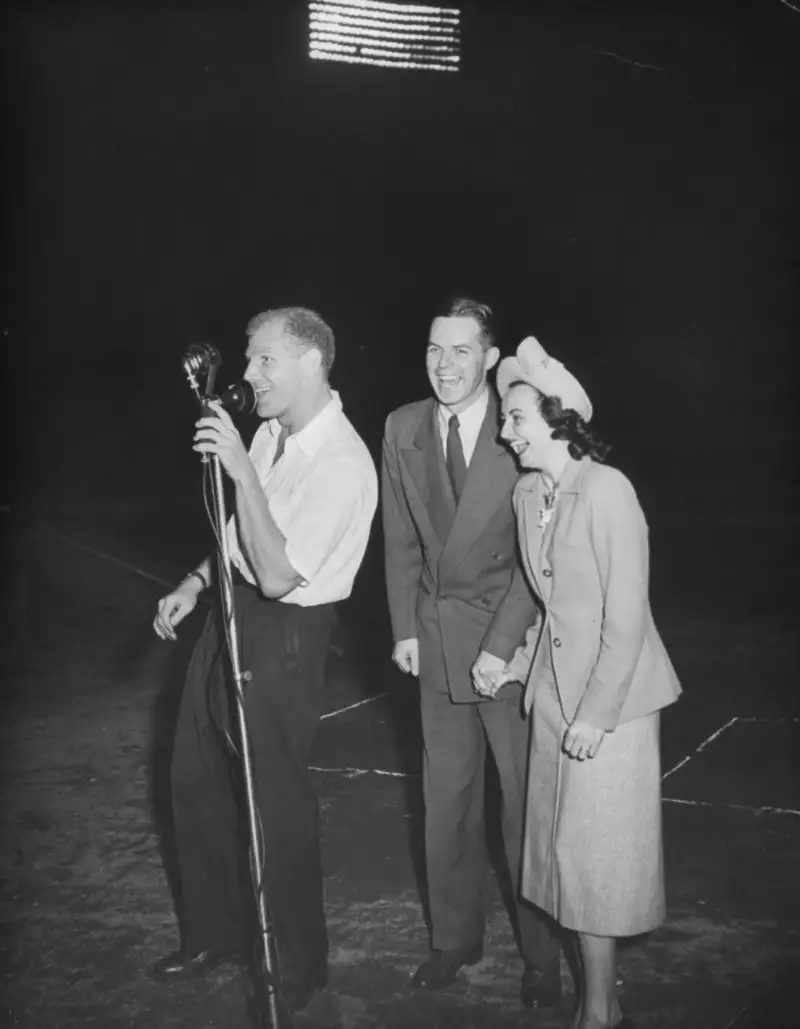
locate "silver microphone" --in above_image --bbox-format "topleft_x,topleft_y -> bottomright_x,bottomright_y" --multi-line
182,342 -> 222,378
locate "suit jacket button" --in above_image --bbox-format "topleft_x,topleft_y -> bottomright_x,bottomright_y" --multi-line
552,637 -> 562,648
480,597 -> 490,606
542,568 -> 552,577
440,593 -> 448,601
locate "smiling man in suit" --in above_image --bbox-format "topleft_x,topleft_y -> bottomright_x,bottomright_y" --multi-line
381,297 -> 562,1008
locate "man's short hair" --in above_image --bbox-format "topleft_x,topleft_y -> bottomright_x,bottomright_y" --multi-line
246,306 -> 336,375
435,296 -> 495,351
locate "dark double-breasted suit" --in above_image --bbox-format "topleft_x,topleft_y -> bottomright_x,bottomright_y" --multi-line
382,392 -> 560,966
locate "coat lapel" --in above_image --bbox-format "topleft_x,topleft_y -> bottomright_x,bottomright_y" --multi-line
439,395 -> 519,579
520,459 -> 587,601
541,458 -> 587,567
516,476 -> 545,598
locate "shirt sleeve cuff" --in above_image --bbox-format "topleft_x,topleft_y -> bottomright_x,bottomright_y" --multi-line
283,538 -> 312,588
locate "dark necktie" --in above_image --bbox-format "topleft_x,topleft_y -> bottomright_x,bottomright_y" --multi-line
446,413 -> 467,503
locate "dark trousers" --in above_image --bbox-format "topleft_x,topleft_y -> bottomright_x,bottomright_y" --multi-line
420,685 -> 562,970
170,580 -> 336,987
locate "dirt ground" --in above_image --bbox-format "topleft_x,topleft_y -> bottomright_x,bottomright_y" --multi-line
1,526 -> 798,1029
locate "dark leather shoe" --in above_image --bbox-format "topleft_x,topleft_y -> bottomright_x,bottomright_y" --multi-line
520,960 -> 562,1009
411,945 -> 483,990
151,948 -> 242,981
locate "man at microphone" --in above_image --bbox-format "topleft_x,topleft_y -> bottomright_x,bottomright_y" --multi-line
152,307 -> 378,1013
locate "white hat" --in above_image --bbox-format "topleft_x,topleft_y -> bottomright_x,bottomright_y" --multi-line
496,336 -> 593,422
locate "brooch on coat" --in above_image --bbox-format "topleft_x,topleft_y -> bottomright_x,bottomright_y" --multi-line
538,481 -> 558,528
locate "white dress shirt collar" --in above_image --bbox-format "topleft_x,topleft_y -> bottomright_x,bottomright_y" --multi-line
436,387 -> 490,466
267,390 -> 341,459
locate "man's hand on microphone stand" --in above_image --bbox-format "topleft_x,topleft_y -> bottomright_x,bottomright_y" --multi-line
193,401 -> 253,485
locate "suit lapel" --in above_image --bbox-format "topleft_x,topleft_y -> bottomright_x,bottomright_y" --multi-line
439,396 -> 519,579
399,401 -> 450,557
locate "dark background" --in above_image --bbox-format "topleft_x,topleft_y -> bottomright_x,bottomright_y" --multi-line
3,0 -> 798,627
1,10 -> 798,1027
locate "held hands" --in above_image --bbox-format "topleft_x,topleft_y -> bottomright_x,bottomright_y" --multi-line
562,719 -> 606,761
471,650 -> 513,699
153,581 -> 201,642
392,638 -> 419,677
193,401 -> 252,484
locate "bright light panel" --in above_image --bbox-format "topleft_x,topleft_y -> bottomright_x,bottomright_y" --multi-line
309,1 -> 461,73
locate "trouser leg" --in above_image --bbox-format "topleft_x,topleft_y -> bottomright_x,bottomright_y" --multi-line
480,693 -> 562,970
169,592 -> 335,987
170,610 -> 251,953
242,600 -> 335,986
420,689 -> 488,952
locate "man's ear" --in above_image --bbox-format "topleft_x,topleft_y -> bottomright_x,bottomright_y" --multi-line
301,346 -> 323,375
485,346 -> 500,373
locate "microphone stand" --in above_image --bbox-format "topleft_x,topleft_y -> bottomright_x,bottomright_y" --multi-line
183,354 -> 289,1029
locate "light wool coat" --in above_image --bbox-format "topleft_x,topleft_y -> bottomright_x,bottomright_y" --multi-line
483,457 -> 682,730
483,456 -> 682,934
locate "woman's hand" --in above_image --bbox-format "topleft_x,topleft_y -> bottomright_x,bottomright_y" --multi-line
563,719 -> 605,761
471,650 -> 512,698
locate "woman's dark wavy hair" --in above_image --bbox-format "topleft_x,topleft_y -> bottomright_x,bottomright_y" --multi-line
509,380 -> 611,462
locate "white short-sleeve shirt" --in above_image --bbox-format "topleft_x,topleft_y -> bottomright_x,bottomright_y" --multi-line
226,391 -> 378,606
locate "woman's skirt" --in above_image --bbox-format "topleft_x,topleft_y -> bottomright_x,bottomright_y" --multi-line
521,656 -> 666,937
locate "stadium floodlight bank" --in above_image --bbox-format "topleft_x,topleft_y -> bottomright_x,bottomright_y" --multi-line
309,0 -> 461,73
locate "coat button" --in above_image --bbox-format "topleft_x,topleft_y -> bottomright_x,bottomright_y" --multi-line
552,637 -> 562,648
440,593 -> 448,601
542,568 -> 552,578
480,597 -> 490,607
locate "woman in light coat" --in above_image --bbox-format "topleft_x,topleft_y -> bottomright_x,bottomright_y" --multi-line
474,337 -> 682,1029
